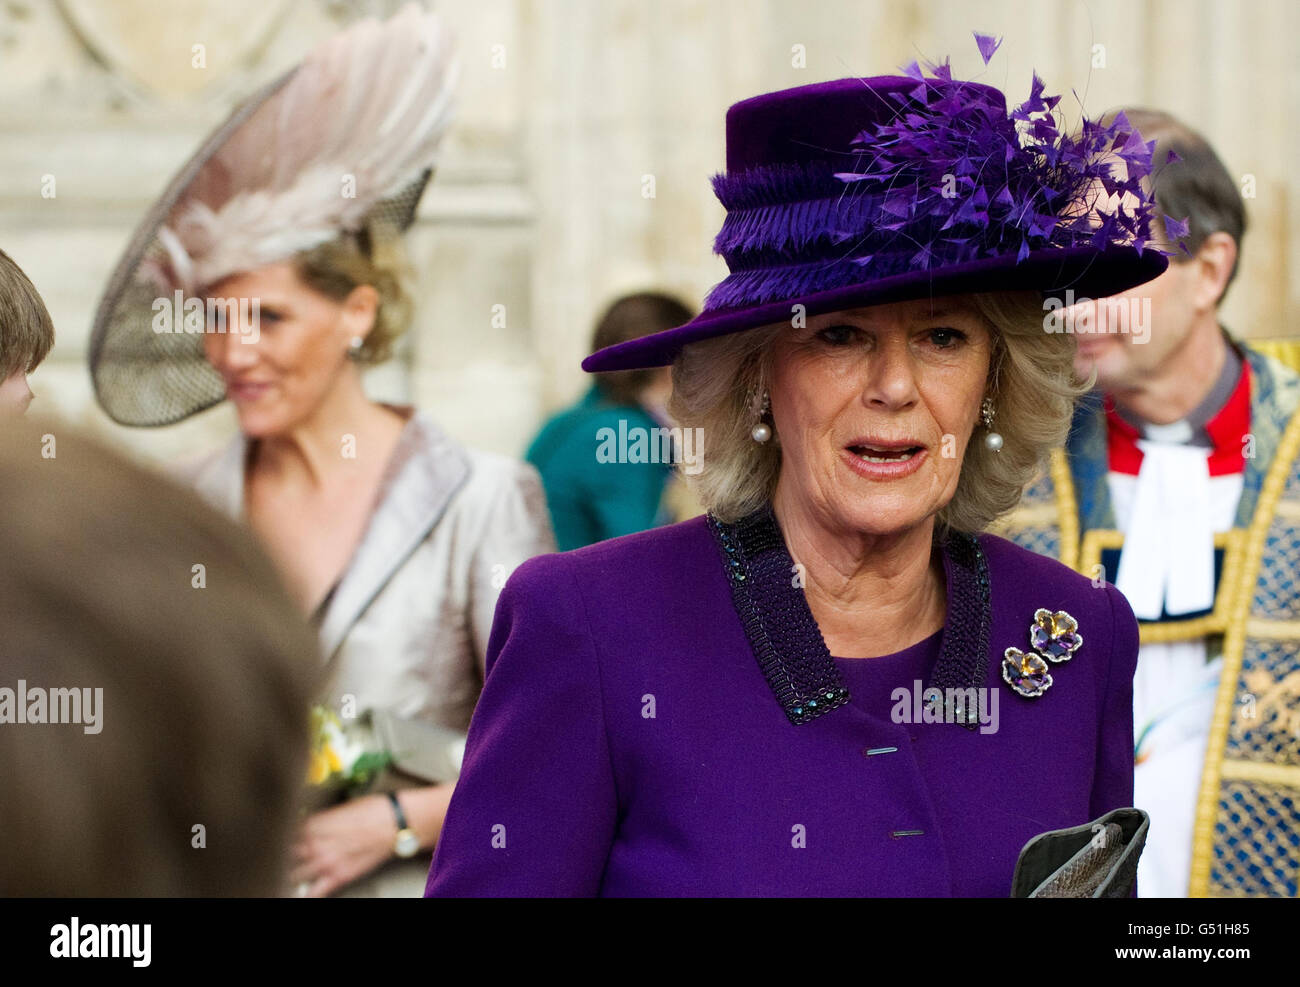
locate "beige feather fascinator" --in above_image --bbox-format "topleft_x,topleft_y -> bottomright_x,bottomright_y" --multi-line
90,2 -> 458,426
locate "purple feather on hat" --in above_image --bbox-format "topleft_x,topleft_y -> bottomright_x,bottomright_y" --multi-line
705,36 -> 1165,313
974,32 -> 1003,65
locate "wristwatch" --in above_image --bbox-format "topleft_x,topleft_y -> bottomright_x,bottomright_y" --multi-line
386,792 -> 421,859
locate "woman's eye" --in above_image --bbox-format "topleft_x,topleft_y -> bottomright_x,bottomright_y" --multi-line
928,327 -> 967,348
816,324 -> 859,346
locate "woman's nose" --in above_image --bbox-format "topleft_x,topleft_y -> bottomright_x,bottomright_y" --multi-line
862,337 -> 920,409
206,325 -> 258,371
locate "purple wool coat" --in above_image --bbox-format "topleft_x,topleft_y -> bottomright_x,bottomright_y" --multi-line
425,514 -> 1138,897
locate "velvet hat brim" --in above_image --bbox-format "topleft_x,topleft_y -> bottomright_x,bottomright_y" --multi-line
583,244 -> 1165,372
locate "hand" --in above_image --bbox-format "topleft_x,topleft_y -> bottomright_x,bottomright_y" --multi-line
289,794 -> 395,898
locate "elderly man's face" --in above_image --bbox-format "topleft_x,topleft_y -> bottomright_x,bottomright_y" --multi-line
768,298 -> 993,538
1070,253 -> 1199,391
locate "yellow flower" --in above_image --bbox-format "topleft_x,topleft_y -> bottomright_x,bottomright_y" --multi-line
307,748 -> 332,785
307,730 -> 346,786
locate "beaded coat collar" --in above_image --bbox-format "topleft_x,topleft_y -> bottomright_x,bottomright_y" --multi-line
707,505 -> 991,730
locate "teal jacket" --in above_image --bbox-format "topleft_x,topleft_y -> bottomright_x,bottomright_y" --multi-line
525,384 -> 673,551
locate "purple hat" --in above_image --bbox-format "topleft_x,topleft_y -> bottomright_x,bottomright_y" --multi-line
584,46 -> 1169,373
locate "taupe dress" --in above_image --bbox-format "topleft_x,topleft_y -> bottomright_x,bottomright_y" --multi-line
186,405 -> 556,895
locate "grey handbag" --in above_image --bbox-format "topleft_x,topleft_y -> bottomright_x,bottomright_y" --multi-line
1010,807 -> 1150,898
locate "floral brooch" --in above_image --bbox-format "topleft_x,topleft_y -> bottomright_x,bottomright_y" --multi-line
1001,608 -> 1083,699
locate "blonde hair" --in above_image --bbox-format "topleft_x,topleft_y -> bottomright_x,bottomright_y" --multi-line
294,231 -> 413,365
667,291 -> 1086,533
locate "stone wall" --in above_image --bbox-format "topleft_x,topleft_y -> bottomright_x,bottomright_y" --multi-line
1,0 -> 1294,464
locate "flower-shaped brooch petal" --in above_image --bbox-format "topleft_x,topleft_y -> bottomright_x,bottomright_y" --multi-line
1002,648 -> 1053,698
1002,609 -> 1082,699
1030,608 -> 1083,662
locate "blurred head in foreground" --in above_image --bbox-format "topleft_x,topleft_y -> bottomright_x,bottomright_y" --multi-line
0,249 -> 55,417
0,420 -> 319,895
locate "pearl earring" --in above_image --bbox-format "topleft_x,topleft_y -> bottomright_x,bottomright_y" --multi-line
751,388 -> 772,443
349,336 -> 364,356
982,397 -> 1003,452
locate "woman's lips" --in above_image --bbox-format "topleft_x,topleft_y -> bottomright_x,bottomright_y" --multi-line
227,381 -> 272,403
841,443 -> 927,480
1075,334 -> 1118,358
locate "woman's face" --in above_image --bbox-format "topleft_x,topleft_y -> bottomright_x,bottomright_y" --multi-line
200,261 -> 376,438
767,297 -> 994,539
